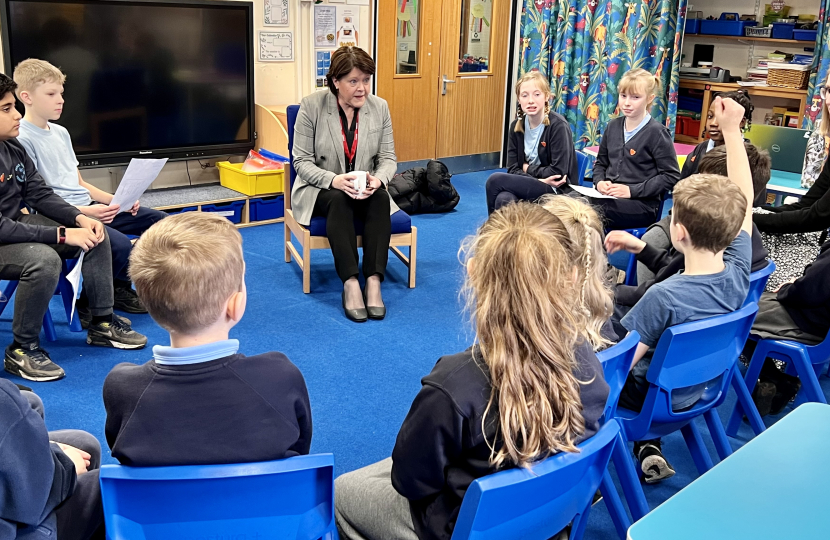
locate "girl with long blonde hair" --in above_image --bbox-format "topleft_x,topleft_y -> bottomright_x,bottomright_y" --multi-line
485,71 -> 579,215
333,203 -> 609,540
541,195 -> 616,351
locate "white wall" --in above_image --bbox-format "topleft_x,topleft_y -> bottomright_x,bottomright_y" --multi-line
0,0 -> 373,191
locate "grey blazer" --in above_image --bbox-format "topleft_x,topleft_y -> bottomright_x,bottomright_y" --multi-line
291,90 -> 399,226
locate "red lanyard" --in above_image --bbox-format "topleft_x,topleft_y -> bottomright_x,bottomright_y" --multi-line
340,113 -> 359,165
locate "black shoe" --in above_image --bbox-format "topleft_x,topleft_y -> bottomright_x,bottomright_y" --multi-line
635,441 -> 675,484
752,381 -> 777,417
363,291 -> 386,320
342,290 -> 367,323
770,378 -> 801,415
87,317 -> 148,349
77,303 -> 131,330
113,284 -> 147,314
4,344 -> 65,382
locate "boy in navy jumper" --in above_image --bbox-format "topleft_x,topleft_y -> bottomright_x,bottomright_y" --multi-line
606,97 -> 755,483
14,59 -> 167,321
0,73 -> 146,382
592,69 -> 680,229
103,212 -> 312,466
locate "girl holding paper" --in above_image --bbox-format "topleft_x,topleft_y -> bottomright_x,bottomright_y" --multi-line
484,71 -> 578,215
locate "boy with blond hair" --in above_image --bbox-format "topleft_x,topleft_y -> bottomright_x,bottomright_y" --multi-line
605,97 -> 755,484
0,72 -> 146,382
103,213 -> 312,466
13,58 -> 166,321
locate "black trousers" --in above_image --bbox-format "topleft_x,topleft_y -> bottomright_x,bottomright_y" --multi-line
312,189 -> 391,283
485,172 -> 556,215
589,197 -> 660,230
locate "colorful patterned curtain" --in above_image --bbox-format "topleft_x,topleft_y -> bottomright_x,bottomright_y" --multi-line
519,0 -> 687,150
802,1 -> 830,129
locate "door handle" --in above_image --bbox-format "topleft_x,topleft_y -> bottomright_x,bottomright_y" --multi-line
441,75 -> 455,95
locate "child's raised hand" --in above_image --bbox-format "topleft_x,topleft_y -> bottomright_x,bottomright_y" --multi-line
711,96 -> 745,134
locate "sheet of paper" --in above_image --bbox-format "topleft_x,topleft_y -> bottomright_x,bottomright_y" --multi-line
111,158 -> 168,213
570,184 -> 617,199
260,31 -> 294,62
314,5 -> 337,48
66,252 -> 84,323
264,0 -> 289,26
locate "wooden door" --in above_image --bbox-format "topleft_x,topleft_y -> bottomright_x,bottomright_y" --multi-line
436,0 -> 509,159
377,0 -> 441,162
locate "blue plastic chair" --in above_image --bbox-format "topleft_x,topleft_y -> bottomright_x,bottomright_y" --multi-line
611,196 -> 668,287
610,303 -> 759,521
283,105 -> 417,293
743,260 -> 776,307
0,259 -> 83,342
451,420 -> 621,540
575,150 -> 591,187
99,454 -> 338,540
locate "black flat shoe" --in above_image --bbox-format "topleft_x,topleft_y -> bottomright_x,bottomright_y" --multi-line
342,290 -> 367,323
363,291 -> 386,320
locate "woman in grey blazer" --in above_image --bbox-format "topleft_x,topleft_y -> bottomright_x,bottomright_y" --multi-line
292,47 -> 397,323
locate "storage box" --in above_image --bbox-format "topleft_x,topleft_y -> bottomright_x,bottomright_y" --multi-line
166,206 -> 197,215
746,26 -> 772,38
794,29 -> 817,41
700,13 -> 758,36
767,63 -> 811,89
200,200 -> 246,224
771,22 -> 795,39
685,18 -> 700,34
678,96 -> 703,112
217,161 -> 284,196
249,195 -> 285,221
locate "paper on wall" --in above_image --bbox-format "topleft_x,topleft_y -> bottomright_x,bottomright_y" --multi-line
111,158 -> 168,213
260,31 -> 294,62
569,184 -> 617,199
337,7 -> 360,48
346,0 -> 370,5
314,5 -> 337,48
264,0 -> 289,26
66,252 -> 84,324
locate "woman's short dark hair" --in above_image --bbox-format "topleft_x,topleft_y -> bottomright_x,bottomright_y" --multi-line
325,46 -> 375,95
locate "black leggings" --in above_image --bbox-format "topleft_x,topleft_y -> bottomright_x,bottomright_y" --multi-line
312,189 -> 391,283
485,172 -> 557,215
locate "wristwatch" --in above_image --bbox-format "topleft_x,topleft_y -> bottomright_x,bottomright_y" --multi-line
58,227 -> 66,244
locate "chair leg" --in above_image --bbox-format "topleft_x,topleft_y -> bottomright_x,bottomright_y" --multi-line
610,431 -> 649,521
284,224 -> 292,263
681,421 -> 714,476
42,309 -> 57,342
302,230 -> 311,294
703,408 -> 733,461
791,350 -> 827,404
726,365 -> 766,437
600,470 -> 631,540
569,505 -> 593,540
408,227 -> 417,289
727,344 -> 769,436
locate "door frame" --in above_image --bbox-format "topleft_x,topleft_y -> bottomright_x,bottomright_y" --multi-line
502,0 -> 522,167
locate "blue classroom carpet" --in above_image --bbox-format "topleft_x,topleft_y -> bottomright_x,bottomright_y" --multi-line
2,169 -> 828,539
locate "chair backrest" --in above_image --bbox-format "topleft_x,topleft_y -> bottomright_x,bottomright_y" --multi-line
451,420 -> 620,540
639,303 -> 759,425
597,332 -> 641,420
575,150 -> 590,186
99,454 -> 335,540
743,260 -> 776,307
286,104 -> 300,210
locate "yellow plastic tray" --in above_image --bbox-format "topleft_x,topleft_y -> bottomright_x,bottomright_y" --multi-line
217,161 -> 284,196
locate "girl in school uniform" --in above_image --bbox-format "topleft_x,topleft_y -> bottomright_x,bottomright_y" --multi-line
592,69 -> 680,229
333,203 -> 609,540
485,71 -> 579,214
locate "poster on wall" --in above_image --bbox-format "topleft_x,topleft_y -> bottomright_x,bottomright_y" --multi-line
336,6 -> 360,48
316,50 -> 332,88
346,0 -> 370,5
259,31 -> 293,62
314,5 -> 337,48
264,0 -> 289,26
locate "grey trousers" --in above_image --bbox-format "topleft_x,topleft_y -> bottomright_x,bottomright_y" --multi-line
334,458 -> 418,540
637,220 -> 672,284
49,430 -> 104,540
751,292 -> 824,345
0,214 -> 113,346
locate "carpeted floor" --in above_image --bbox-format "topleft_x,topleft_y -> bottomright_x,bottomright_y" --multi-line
2,169 -> 827,538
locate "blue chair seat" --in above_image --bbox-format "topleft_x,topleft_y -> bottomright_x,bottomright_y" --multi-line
307,210 -> 412,237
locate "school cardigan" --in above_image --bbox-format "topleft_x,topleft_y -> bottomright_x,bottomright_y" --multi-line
777,239 -> 830,339
103,351 -> 312,466
615,223 -> 769,307
593,117 -> 680,205
754,157 -> 830,234
679,140 -> 710,180
506,111 -> 579,185
391,342 -> 609,540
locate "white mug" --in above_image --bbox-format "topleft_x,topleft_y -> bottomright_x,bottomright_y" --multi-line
352,170 -> 367,196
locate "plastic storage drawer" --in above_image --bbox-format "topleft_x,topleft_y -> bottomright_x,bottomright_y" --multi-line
200,201 -> 246,224
249,196 -> 285,221
217,161 -> 284,196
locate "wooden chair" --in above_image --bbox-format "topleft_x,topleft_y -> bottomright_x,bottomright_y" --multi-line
284,104 -> 417,293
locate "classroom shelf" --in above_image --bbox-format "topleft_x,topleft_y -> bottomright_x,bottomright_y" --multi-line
674,134 -> 700,145
683,34 -> 815,46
